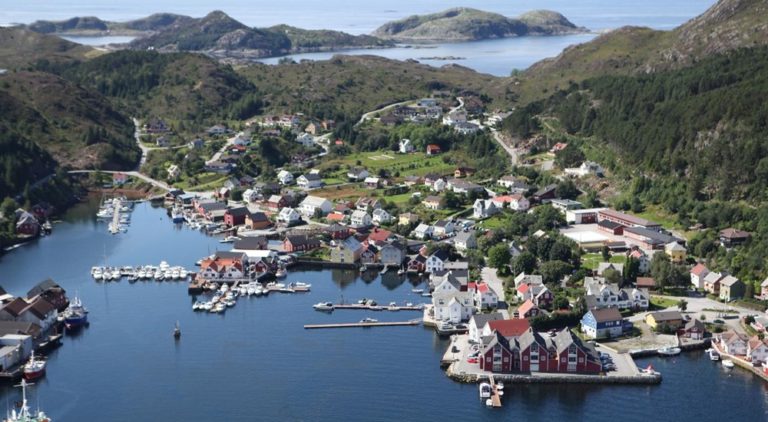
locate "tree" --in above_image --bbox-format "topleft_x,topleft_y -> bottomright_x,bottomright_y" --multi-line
677,299 -> 688,312
624,256 -> 640,283
511,251 -> 536,275
745,281 -> 755,299
601,245 -> 611,261
554,144 -> 586,169
555,179 -> 580,200
603,268 -> 622,285
488,244 -> 512,271
553,295 -> 570,310
549,241 -> 572,263
539,260 -> 573,284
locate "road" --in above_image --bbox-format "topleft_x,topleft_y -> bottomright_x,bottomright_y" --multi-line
490,128 -> 520,166
628,294 -> 758,332
356,99 -> 413,126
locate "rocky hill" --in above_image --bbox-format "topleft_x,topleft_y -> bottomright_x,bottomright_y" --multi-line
521,0 -> 768,101
372,8 -> 586,41
0,27 -> 94,69
268,25 -> 394,50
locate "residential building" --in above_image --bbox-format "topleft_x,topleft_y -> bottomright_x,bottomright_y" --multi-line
470,282 -> 499,310
367,228 -> 393,245
491,194 -> 530,212
224,207 -> 249,227
718,331 -> 747,355
447,179 -> 483,195
283,235 -> 321,253
355,197 -> 382,212
325,224 -> 351,240
245,212 -> 271,230
330,237 -> 363,264
399,212 -> 418,226
719,228 -> 751,247
761,278 -> 768,300
516,299 -> 540,319
454,167 -> 476,178
426,250 -> 450,274
453,230 -> 477,254
277,170 -> 294,185
473,199 -> 498,219
432,178 -> 447,192
703,272 -> 724,294
532,184 -> 557,203
299,196 -> 332,218
276,208 -> 301,225
266,195 -> 289,212
514,273 -> 543,288
412,223 -> 433,240
454,122 -> 480,135
432,272 -> 474,323
581,308 -> 625,339
719,275 -> 745,301
379,243 -> 405,266
399,139 -> 414,153
350,210 -> 372,228
481,319 -> 531,340
564,161 -> 605,178
596,262 -> 624,277
372,209 -> 392,225
497,176 -> 530,194
469,313 -> 504,343
645,311 -> 684,330
363,177 -> 380,189
747,336 -> 768,363
690,263 -> 710,289
426,144 -> 442,155
628,249 -> 651,274
297,173 -> 324,190
347,167 -> 369,182
198,252 -> 247,281
665,242 -> 686,263
15,211 -> 39,236
423,196 -> 443,210
442,110 -> 467,126
432,220 -> 455,238
681,319 -> 706,340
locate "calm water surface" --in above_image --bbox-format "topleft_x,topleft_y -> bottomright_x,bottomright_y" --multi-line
0,201 -> 766,421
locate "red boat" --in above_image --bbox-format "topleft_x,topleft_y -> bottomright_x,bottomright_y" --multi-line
22,352 -> 46,381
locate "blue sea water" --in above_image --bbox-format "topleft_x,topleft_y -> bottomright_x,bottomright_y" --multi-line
0,200 -> 766,421
1,0 -> 719,75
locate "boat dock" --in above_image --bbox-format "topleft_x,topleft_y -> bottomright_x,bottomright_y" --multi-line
304,319 -> 422,329
331,304 -> 424,312
488,375 -> 502,408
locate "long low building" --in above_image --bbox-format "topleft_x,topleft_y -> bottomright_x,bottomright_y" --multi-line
623,227 -> 683,250
565,208 -> 605,224
598,209 -> 661,229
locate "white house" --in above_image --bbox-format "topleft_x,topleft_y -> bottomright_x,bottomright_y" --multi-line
432,272 -> 474,323
426,250 -> 450,273
514,273 -> 543,288
296,133 -> 315,147
399,138 -> 414,153
242,189 -> 260,203
432,178 -> 447,192
432,219 -> 455,238
277,170 -> 294,185
277,207 -> 301,225
690,263 -> 710,289
748,336 -> 768,363
453,230 -> 477,254
472,282 -> 499,310
372,209 -> 392,225
492,194 -> 530,212
473,199 -> 498,219
497,176 -> 530,194
347,167 -> 369,182
565,161 -> 605,178
297,174 -> 324,189
299,196 -> 332,218
412,223 -> 433,240
350,210 -> 372,227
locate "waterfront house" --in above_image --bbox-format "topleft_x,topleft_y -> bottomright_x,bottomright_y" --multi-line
426,249 -> 450,273
747,336 -> 768,363
453,230 -> 477,254
423,196 -> 443,210
350,210 -> 372,228
432,272 -> 474,323
645,311 -> 684,330
26,279 -> 68,312
407,254 -> 427,273
196,201 -> 227,221
297,173 -> 324,190
482,319 -> 531,340
469,313 -> 504,343
245,212 -> 271,230
330,237 -> 363,264
473,199 -> 498,219
299,196 -> 332,218
581,308 -> 624,339
0,297 -> 58,332
718,331 -> 748,355
719,228 -> 751,247
469,282 -> 498,310
347,167 -> 369,182
367,228 -> 393,246
433,220 -> 455,238
679,318 -> 706,340
690,263 -> 710,289
379,243 -> 405,266
277,170 -> 294,185
283,235 -> 321,253
751,316 -> 768,332
198,251 -> 247,281
491,194 -> 530,212
516,299 -> 540,319
233,237 -> 268,252
411,223 -> 433,240
477,331 -> 516,373
719,276 -> 745,301
277,208 -> 301,225
372,209 -> 392,225
703,272 -> 725,294
665,242 -> 686,263
15,211 -> 39,236
224,207 -> 249,227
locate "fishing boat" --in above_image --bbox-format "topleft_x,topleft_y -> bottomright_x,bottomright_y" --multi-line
708,348 -> 720,361
657,346 -> 681,356
173,321 -> 181,339
22,352 -> 46,381
63,295 -> 88,330
4,379 -> 52,422
313,302 -> 335,312
722,359 -> 735,369
289,282 -> 311,292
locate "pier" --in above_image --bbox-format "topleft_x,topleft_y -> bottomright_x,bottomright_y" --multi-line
331,304 -> 424,312
488,375 -> 502,408
304,319 -> 422,329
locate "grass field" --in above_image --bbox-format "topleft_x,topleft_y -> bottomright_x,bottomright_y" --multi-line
173,173 -> 229,191
322,151 -> 454,179
581,253 -> 626,270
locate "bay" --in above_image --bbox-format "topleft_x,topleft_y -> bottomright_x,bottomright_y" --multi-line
0,200 -> 766,421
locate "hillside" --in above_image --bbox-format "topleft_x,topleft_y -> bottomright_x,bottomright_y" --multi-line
521,0 -> 768,101
267,25 -> 394,50
237,55 -> 514,120
0,27 -> 94,69
26,13 -> 194,36
0,71 -> 139,171
372,8 -> 586,41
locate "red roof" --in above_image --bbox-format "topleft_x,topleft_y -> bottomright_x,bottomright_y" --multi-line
636,277 -> 655,288
367,228 -> 392,243
335,139 -> 344,145
690,263 -> 709,276
517,284 -> 530,294
426,144 -> 441,152
327,213 -> 345,221
477,282 -> 490,293
467,282 -> 477,290
488,319 -> 531,337
517,299 -> 537,317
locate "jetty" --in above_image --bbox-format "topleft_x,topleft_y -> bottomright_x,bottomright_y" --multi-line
304,319 -> 422,329
331,304 -> 424,312
488,375 -> 502,408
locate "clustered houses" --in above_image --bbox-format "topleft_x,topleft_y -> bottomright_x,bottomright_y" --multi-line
694,264 -> 747,300
513,273 -> 554,309
716,331 -> 768,364
583,277 -> 649,311
198,252 -> 248,281
473,321 -> 602,374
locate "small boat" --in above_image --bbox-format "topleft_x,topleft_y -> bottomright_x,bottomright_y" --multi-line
289,282 -> 311,292
22,352 -> 46,381
313,302 -> 334,312
640,364 -> 660,375
479,382 -> 492,399
722,359 -> 735,369
173,321 -> 181,339
411,288 -> 424,294
179,268 -> 188,279
397,268 -> 405,276
219,235 -> 240,243
5,379 -> 52,422
214,302 -> 227,313
360,317 -> 378,323
379,266 -> 388,275
274,267 -> 287,278
421,292 -> 432,297
707,348 -> 720,361
388,302 -> 399,311
657,346 -> 681,356
171,207 -> 185,223
359,265 -> 368,273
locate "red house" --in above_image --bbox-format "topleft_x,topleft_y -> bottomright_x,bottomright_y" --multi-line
479,331 -> 517,373
224,207 -> 249,227
266,195 -> 288,212
245,212 -> 272,230
284,235 -> 321,252
426,144 -> 442,155
407,254 -> 427,273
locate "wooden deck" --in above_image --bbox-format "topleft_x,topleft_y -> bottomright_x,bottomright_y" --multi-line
332,304 -> 424,312
488,375 -> 502,408
304,320 -> 422,329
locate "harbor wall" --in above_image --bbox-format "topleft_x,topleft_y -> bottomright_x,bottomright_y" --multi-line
446,365 -> 662,385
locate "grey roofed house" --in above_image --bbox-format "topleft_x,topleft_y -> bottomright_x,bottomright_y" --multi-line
648,310 -> 683,322
720,275 -> 741,287
302,173 -> 322,181
431,249 -> 450,262
0,320 -> 41,338
199,202 -> 227,213
26,279 -> 63,300
684,318 -> 705,332
431,268 -> 469,286
469,312 -> 504,331
233,236 -> 268,250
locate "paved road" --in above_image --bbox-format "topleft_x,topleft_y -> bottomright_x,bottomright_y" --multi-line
490,129 -> 520,166
628,294 -> 757,332
356,99 -> 413,126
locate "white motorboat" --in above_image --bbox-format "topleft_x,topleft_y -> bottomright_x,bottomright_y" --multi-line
388,302 -> 399,311
657,346 -> 681,356
180,268 -> 188,279
171,269 -> 180,279
479,383 -> 492,399
159,261 -> 170,271
110,269 -> 121,280
219,235 -> 240,243
722,359 -> 735,369
275,267 -> 287,278
411,288 -> 424,294
360,317 -> 378,323
289,282 -> 311,292
313,302 -> 334,312
421,292 -> 432,297
708,348 -> 720,361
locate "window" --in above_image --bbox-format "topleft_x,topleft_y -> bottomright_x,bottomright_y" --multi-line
494,356 -> 501,362
568,357 -> 577,363
523,356 -> 528,361
503,357 -> 509,363
531,343 -> 538,352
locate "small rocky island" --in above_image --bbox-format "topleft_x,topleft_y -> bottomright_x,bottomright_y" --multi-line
373,8 -> 588,42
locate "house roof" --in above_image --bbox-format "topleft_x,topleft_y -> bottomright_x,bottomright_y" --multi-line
517,299 -> 537,316
719,228 -> 751,239
285,235 -> 319,247
28,298 -> 56,320
248,212 -> 269,223
233,237 -> 267,250
301,173 -> 322,181
703,272 -> 724,284
648,311 -> 683,322
368,228 -> 392,243
423,195 -> 442,203
534,184 -> 557,197
1,298 -> 30,317
26,278 -> 63,299
430,249 -> 449,262
636,277 -> 655,288
589,308 -> 623,323
226,207 -> 249,217
720,275 -> 741,287
684,319 -> 705,332
599,209 -> 659,227
488,319 -> 531,338
327,213 -> 346,221
470,312 -> 504,329
690,263 -> 709,276
301,196 -> 330,208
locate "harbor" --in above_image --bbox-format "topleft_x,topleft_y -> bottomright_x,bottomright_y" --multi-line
304,319 -> 422,329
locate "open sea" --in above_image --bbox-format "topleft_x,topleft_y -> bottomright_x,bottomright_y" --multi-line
0,199 -> 766,421
2,0 -> 718,75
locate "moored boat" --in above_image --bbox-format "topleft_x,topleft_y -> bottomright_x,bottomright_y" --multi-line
722,359 -> 735,368
22,352 -> 46,381
707,348 -> 720,361
313,302 -> 334,312
63,295 -> 88,330
360,317 -> 378,323
4,379 -> 52,422
657,346 -> 681,356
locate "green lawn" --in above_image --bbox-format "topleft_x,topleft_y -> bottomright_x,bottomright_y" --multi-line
173,173 -> 229,191
477,213 -> 509,230
581,253 -> 626,270
650,296 -> 678,310
322,151 -> 454,179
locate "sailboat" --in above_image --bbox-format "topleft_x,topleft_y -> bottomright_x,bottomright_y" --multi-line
173,321 -> 181,339
4,379 -> 52,422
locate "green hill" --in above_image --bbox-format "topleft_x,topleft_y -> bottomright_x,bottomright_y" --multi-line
0,27 -> 94,69
372,8 -> 585,41
521,0 -> 768,101
268,25 -> 393,50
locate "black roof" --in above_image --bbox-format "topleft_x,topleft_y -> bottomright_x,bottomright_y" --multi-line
598,220 -> 624,230
249,212 -> 269,222
27,278 -> 63,299
233,237 -> 268,250
226,207 -> 250,217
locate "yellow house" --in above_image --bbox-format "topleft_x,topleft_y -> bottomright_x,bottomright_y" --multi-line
399,212 -> 418,226
665,242 -> 686,263
645,311 -> 684,330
